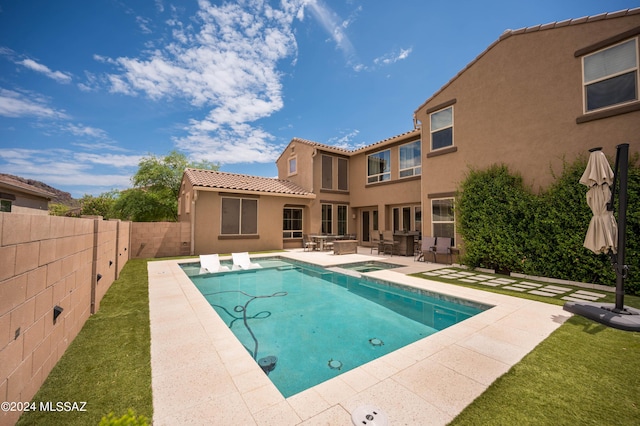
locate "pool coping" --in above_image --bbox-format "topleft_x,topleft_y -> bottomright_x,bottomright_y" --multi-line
148,251 -> 571,425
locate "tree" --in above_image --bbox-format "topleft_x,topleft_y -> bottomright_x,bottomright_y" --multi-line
111,150 -> 218,222
80,191 -> 118,218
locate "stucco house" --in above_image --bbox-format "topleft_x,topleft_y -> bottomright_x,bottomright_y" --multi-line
0,174 -> 53,215
179,8 -> 639,256
413,8 -> 640,248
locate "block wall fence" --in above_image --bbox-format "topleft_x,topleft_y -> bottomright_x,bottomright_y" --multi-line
0,213 -> 132,426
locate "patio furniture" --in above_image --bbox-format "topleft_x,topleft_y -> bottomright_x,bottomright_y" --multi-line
381,230 -> 398,256
370,232 -> 383,254
302,234 -> 317,252
333,240 -> 358,255
415,237 -> 436,262
431,237 -> 454,264
323,235 -> 336,251
199,254 -> 230,273
232,252 -> 262,270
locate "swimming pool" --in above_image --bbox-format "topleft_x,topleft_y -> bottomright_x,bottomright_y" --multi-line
186,257 -> 491,397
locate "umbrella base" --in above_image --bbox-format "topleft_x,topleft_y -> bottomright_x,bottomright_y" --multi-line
563,302 -> 640,332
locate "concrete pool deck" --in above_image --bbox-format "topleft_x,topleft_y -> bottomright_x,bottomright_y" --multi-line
148,249 -> 571,425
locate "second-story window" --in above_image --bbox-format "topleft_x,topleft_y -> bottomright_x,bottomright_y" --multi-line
430,106 -> 453,151
399,140 -> 421,177
583,38 -> 638,112
322,155 -> 333,189
367,149 -> 390,183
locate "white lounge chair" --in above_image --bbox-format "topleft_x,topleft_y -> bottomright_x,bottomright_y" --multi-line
199,254 -> 230,273
232,252 -> 262,270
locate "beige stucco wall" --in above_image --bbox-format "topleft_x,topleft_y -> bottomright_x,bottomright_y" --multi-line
0,213 -> 129,425
130,222 -> 190,259
189,189 -> 313,255
276,141 -> 316,191
415,15 -> 640,244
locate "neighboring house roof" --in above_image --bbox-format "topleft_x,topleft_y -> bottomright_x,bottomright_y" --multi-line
184,168 -> 315,198
0,174 -> 54,199
414,7 -> 640,113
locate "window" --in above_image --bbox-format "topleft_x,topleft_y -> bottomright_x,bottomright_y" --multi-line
372,210 -> 379,231
432,198 -> 455,244
338,158 -> 348,190
415,206 -> 422,234
367,150 -> 390,183
221,197 -> 257,235
321,204 -> 332,234
399,140 -> 421,177
393,207 -> 400,232
322,155 -> 333,189
583,38 -> 638,112
0,199 -> 11,212
402,207 -> 411,231
283,208 -> 303,239
288,156 -> 297,176
337,205 -> 348,235
430,107 -> 453,150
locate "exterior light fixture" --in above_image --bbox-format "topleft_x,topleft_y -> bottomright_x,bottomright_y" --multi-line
53,305 -> 64,324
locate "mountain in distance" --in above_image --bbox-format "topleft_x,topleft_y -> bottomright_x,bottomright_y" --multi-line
1,173 -> 79,207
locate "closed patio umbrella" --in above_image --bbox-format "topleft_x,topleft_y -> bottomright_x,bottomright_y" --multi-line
579,149 -> 617,255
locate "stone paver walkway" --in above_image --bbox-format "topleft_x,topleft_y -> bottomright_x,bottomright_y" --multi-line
421,268 -> 608,303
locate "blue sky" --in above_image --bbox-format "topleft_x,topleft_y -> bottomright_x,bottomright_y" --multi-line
1,0 -> 638,198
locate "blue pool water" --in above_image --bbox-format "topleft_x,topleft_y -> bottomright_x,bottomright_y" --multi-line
185,257 -> 490,397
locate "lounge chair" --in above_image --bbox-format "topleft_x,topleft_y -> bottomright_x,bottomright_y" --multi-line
415,237 -> 436,262
232,252 -> 262,270
199,254 -> 230,273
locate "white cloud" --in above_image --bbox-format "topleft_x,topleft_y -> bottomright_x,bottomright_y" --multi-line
19,58 -> 72,84
373,47 -> 413,66
0,148 -> 136,192
327,129 -> 364,150
0,88 -> 68,119
307,0 -> 357,63
99,0 -> 307,164
64,123 -> 109,139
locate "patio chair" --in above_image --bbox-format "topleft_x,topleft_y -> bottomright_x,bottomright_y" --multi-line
199,254 -> 230,273
302,234 -> 317,252
381,230 -> 398,256
415,237 -> 436,262
232,252 -> 262,270
370,232 -> 383,254
323,235 -> 335,251
431,237 -> 453,264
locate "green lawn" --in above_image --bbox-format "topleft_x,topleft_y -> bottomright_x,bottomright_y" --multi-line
16,259 -> 640,425
17,259 -> 152,426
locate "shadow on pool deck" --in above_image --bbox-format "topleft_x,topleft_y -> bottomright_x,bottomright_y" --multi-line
148,248 -> 571,425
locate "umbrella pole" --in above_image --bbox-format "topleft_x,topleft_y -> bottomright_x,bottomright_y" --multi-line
613,143 -> 629,312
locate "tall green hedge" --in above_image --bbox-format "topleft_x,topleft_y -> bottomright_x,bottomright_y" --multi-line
457,154 -> 639,295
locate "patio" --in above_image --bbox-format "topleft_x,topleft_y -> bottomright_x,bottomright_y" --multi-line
148,248 -> 570,425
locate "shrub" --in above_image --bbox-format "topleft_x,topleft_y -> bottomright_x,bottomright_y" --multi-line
457,154 -> 639,295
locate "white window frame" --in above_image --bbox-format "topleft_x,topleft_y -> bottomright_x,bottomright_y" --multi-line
399,140 -> 421,178
337,204 -> 348,235
288,156 -> 297,176
431,198 -> 455,244
429,106 -> 454,151
367,149 -> 391,183
582,37 -> 639,113
321,204 -> 332,234
283,207 -> 303,239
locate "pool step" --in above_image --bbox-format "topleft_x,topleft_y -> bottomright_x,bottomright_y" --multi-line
326,267 -> 362,278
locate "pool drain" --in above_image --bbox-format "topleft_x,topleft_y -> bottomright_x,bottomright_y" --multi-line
351,405 -> 388,426
258,355 -> 278,375
328,359 -> 343,370
369,338 -> 384,346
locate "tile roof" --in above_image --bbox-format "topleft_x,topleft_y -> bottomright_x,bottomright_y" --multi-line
415,7 -> 640,113
184,168 -> 315,198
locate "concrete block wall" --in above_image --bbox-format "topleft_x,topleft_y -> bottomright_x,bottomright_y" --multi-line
130,222 -> 190,258
0,213 -> 130,426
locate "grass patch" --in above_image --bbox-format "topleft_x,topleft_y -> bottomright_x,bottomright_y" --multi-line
17,259 -> 152,426
450,314 -> 640,425
411,269 -> 640,424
